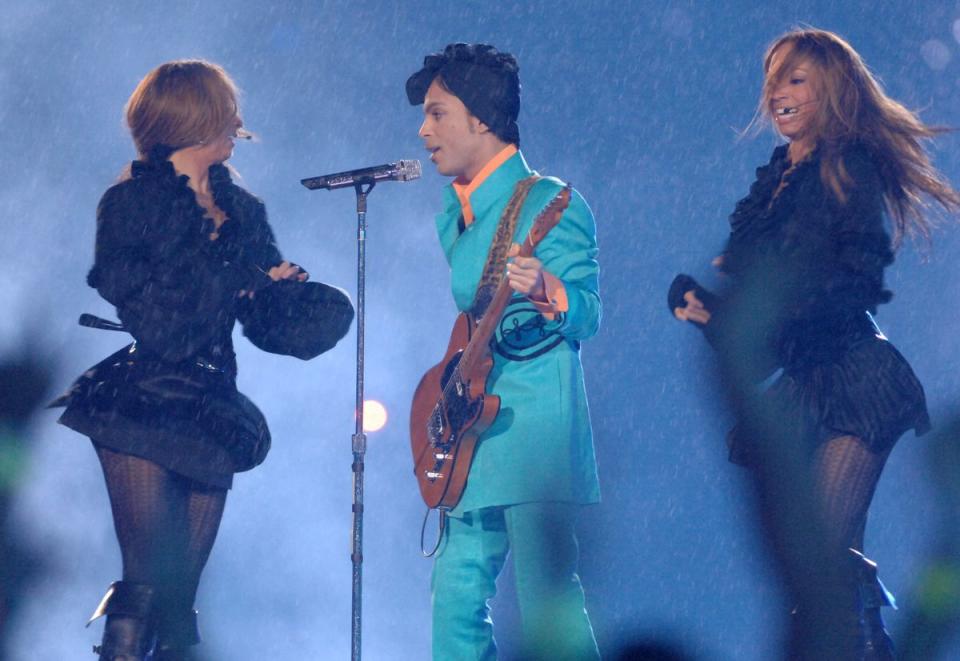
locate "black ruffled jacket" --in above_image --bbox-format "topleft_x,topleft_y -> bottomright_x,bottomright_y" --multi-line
89,152 -> 353,367
711,141 -> 928,462
56,150 -> 354,486
715,142 -> 895,373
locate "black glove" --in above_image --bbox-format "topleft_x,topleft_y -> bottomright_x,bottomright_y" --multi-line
668,274 -> 720,325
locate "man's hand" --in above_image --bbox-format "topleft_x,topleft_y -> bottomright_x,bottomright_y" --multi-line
506,243 -> 546,301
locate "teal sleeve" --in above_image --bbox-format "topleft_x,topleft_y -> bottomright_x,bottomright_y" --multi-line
534,189 -> 601,340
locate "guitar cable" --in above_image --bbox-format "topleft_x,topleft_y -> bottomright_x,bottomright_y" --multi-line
420,508 -> 447,557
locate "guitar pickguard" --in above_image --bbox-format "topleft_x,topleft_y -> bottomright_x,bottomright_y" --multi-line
424,352 -> 483,480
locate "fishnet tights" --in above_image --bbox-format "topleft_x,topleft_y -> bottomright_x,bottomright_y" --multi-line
810,434 -> 891,556
782,434 -> 894,658
96,446 -> 226,628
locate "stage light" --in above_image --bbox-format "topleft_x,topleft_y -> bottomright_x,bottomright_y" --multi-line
362,399 -> 388,432
921,39 -> 951,71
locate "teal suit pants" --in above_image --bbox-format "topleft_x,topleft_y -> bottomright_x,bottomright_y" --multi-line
431,502 -> 600,660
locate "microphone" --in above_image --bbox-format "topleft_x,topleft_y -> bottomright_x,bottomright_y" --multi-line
774,99 -> 818,116
78,313 -> 126,332
301,160 -> 422,190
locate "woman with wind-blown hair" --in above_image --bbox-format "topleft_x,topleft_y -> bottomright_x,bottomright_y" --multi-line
672,28 -> 958,659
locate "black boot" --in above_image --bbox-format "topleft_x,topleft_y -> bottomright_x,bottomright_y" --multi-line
87,581 -> 156,661
850,549 -> 897,661
154,608 -> 201,661
787,599 -> 864,660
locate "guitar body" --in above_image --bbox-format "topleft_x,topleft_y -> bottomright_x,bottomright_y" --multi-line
410,312 -> 500,509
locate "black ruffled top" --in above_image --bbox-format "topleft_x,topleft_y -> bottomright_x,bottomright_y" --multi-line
717,142 -> 929,462
718,142 -> 895,371
57,147 -> 354,486
86,145 -> 283,372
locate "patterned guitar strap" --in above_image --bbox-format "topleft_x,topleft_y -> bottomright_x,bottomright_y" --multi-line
469,174 -> 541,319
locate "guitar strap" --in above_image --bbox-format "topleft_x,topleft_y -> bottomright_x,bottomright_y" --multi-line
469,174 -> 541,319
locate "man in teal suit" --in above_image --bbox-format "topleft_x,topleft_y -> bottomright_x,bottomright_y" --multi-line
407,43 -> 601,660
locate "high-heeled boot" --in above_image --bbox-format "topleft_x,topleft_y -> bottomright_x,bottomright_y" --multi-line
785,546 -> 868,660
153,608 -> 201,661
87,581 -> 157,661
850,549 -> 897,661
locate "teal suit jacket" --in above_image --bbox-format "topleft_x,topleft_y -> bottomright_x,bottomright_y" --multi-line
434,151 -> 601,515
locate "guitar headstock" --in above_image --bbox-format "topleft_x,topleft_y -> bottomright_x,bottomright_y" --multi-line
526,184 -> 572,249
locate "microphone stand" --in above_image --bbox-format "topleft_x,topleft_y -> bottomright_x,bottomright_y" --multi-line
349,179 -> 374,661
302,161 -> 419,659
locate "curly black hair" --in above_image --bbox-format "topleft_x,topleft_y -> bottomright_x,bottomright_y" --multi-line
406,43 -> 521,145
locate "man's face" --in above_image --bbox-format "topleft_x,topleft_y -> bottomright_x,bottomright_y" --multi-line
419,78 -> 488,181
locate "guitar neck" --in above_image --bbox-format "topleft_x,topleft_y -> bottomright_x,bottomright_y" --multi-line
458,249 -> 529,375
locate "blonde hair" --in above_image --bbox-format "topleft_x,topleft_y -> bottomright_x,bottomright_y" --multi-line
757,28 -> 959,245
125,59 -> 246,159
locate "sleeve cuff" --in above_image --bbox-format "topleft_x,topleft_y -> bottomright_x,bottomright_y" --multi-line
529,271 -> 569,320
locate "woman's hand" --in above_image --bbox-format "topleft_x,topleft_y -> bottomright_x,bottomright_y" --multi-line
240,261 -> 309,299
267,261 -> 309,283
506,244 -> 546,300
674,290 -> 711,324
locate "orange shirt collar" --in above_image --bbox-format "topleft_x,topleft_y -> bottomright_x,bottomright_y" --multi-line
451,145 -> 518,226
